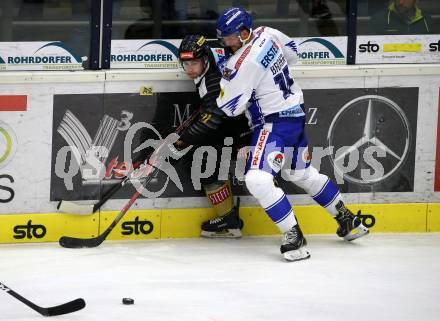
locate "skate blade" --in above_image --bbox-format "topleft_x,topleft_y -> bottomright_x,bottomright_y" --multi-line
283,247 -> 311,262
344,224 -> 369,241
201,229 -> 242,238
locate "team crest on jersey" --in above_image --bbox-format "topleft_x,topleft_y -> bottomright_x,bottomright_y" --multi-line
223,67 -> 233,79
267,151 -> 285,172
222,67 -> 237,81
222,42 -> 253,81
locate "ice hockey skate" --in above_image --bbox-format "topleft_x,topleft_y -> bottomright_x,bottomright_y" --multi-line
201,200 -> 244,238
280,224 -> 310,262
335,201 -> 369,241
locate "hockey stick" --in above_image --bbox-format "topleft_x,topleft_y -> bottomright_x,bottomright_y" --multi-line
57,109 -> 201,215
59,165 -> 159,248
0,282 -> 85,316
59,109 -> 200,248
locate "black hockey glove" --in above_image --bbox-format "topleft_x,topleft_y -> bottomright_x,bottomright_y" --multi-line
179,107 -> 225,146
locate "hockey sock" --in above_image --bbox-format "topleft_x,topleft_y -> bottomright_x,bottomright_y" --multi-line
311,178 -> 342,216
263,193 -> 297,233
285,166 -> 342,217
204,180 -> 234,216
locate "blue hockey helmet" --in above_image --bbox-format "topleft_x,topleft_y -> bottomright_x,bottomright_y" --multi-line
216,7 -> 252,38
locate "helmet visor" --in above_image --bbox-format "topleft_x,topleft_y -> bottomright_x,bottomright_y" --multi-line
217,32 -> 240,48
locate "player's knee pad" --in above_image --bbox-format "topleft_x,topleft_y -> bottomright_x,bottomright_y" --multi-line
245,170 -> 284,207
246,170 -> 293,227
285,165 -> 329,196
245,170 -> 274,199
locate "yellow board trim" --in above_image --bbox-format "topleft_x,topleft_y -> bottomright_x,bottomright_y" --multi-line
161,208 -> 214,238
0,213 -> 99,243
0,203 -> 438,244
427,203 -> 440,232
100,210 -> 161,240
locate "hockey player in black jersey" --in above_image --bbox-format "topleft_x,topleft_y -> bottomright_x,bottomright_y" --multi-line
176,34 -> 250,238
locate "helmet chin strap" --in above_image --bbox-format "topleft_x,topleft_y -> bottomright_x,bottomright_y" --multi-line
221,28 -> 253,52
201,56 -> 210,75
238,28 -> 253,45
194,58 -> 210,83
203,56 -> 209,69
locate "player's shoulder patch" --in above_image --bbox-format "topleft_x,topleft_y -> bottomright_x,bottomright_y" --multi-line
221,43 -> 253,81
222,67 -> 237,81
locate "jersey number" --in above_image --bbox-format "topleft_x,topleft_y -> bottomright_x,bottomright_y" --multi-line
273,66 -> 294,99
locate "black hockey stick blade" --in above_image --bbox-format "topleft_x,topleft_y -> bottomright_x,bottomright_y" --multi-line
59,234 -> 107,249
59,164 -> 160,249
41,298 -> 86,316
1,282 -> 85,317
59,186 -> 146,248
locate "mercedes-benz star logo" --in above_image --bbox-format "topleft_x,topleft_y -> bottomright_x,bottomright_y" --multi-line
327,95 -> 411,185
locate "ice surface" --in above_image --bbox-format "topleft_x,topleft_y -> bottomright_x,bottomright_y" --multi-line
1,233 -> 440,321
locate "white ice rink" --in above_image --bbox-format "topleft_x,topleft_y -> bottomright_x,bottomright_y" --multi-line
1,233 -> 440,321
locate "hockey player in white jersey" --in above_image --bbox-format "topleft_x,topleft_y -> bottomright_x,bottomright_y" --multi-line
216,7 -> 369,262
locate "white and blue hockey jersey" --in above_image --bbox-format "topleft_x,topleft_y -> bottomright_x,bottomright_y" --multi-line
216,27 -> 304,127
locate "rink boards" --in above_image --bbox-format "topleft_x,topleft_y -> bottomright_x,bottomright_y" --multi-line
1,65 -> 440,243
0,203 -> 439,243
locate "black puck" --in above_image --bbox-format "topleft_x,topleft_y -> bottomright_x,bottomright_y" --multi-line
122,298 -> 134,305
